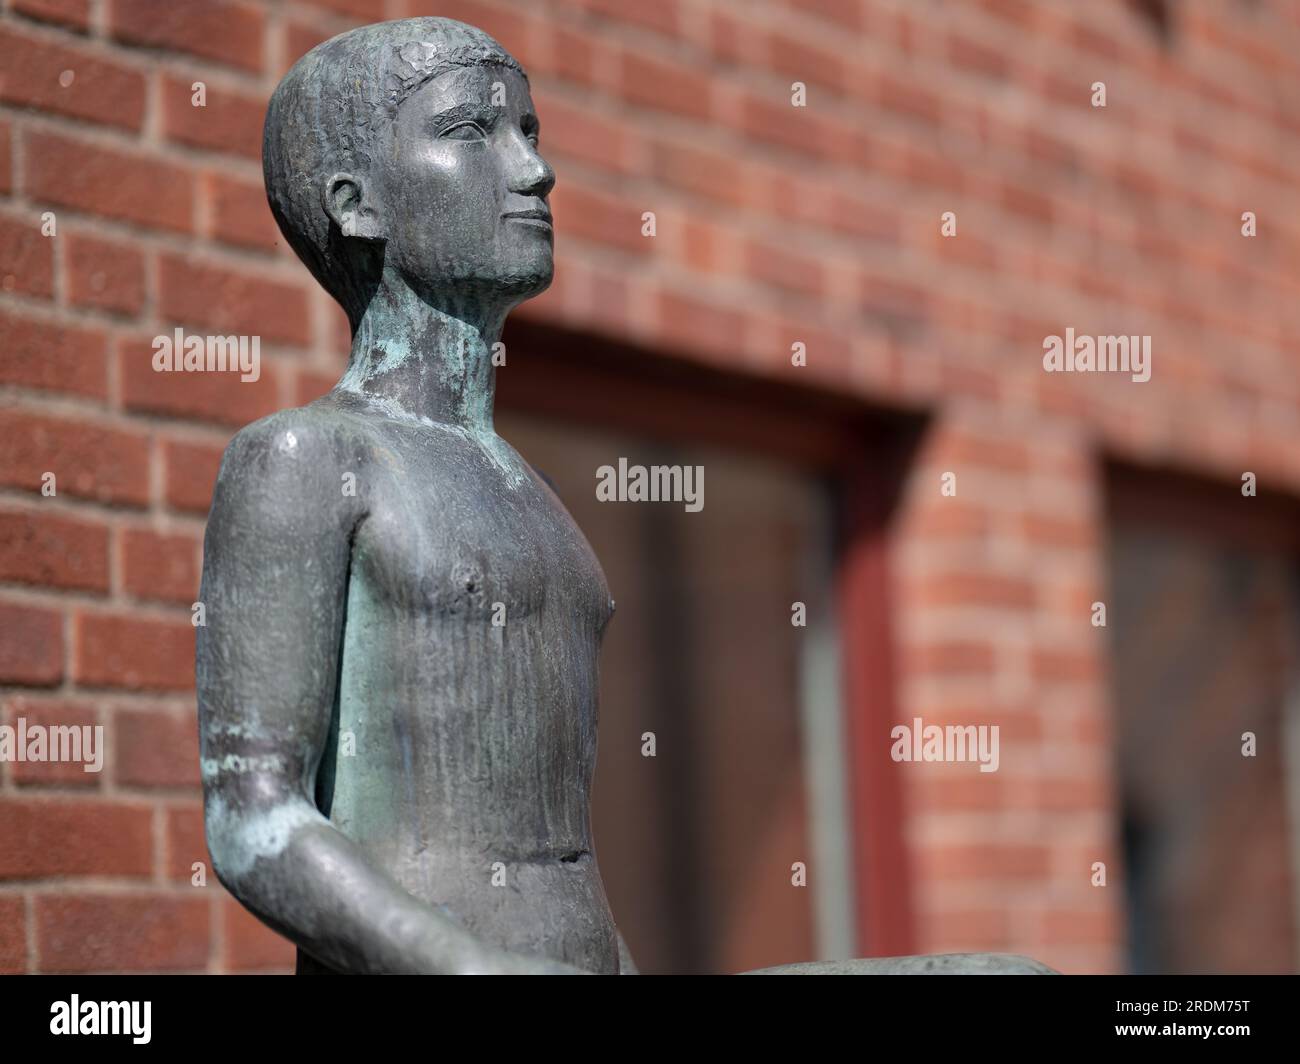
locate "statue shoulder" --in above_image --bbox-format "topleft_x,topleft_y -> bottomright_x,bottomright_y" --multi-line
211,405 -> 369,530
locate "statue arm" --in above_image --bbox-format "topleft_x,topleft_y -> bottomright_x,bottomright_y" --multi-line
196,417 -> 576,975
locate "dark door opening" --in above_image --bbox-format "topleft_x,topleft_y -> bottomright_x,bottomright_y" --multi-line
1107,464 -> 1300,973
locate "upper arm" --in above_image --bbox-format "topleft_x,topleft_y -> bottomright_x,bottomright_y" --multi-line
196,414 -> 361,846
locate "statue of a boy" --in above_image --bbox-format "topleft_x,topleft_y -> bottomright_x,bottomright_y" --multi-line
198,17 -> 627,974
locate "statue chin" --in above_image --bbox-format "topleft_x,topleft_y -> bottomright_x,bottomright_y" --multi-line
741,954 -> 1058,975
406,264 -> 552,314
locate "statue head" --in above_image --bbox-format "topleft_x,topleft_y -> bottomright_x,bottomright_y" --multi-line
263,18 -> 555,333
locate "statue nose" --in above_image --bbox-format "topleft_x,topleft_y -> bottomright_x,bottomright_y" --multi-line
510,135 -> 555,199
514,163 -> 554,200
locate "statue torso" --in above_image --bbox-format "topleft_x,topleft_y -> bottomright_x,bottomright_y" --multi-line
304,393 -> 619,972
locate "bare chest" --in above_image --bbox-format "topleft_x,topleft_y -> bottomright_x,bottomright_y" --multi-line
350,432 -> 613,633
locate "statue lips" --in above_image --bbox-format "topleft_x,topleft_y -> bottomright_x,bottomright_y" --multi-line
502,205 -> 553,233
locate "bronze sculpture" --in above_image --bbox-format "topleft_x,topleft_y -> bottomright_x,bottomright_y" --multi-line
197,16 -> 1050,975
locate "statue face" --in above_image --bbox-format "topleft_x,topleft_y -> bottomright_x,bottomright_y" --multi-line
378,62 -> 555,306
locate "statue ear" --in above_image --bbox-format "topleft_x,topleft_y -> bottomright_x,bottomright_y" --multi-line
323,173 -> 383,240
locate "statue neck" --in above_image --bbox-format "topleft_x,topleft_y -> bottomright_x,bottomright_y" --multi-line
338,275 -> 506,433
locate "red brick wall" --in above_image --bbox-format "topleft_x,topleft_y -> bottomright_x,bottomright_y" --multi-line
2,0 -> 1298,973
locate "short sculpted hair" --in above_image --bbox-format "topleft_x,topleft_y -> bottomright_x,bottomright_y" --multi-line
263,18 -> 526,326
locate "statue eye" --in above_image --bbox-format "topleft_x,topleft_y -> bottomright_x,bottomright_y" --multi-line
441,122 -> 486,141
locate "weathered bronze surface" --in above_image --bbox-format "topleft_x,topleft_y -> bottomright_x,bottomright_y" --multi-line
198,16 -> 1051,976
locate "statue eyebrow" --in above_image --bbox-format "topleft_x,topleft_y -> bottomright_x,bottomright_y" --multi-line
427,100 -> 497,131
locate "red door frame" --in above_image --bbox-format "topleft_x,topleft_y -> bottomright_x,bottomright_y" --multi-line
498,319 -> 920,957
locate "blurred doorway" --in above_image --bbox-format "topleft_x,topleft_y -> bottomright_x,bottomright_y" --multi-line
1107,465 -> 1300,973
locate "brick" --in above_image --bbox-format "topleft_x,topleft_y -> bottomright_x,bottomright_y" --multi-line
761,319 -> 851,377
0,896 -> 24,973
928,908 -> 1011,950
36,893 -> 209,972
66,233 -> 146,316
947,32 -> 1010,81
221,896 -> 293,971
161,74 -> 263,161
912,775 -> 1006,813
825,191 -> 900,246
158,255 -> 310,348
787,0 -> 864,31
549,184 -> 650,256
0,25 -> 146,131
163,438 -> 225,515
1021,513 -> 1098,550
108,0 -> 264,73
941,360 -> 1001,401
924,428 -> 1032,474
875,73 -> 941,126
907,500 -> 992,541
919,843 -> 1051,882
915,705 -> 1041,745
3,698 -> 102,786
706,8 -> 753,67
655,288 -> 745,362
1041,907 -> 1119,946
0,409 -> 150,505
912,572 -> 1037,610
1000,180 -> 1054,226
0,510 -> 109,592
285,22 -> 329,69
119,333 -> 280,427
0,602 -> 62,685
551,24 -> 597,86
24,130 -> 194,234
1031,649 -> 1102,685
859,272 -> 930,328
12,0 -> 91,29
651,139 -> 747,208
297,0 -> 385,17
205,173 -> 279,251
1031,774 -> 1111,812
0,312 -> 108,399
765,30 -> 845,94
680,218 -> 729,273
122,528 -> 200,605
295,368 -> 338,407
620,51 -> 713,121
904,641 -> 996,677
585,0 -> 682,36
977,0 -> 1036,25
0,798 -> 151,878
0,214 -> 54,298
746,239 -> 824,299
741,93 -> 831,159
114,706 -> 200,788
164,803 -> 208,882
531,90 -> 642,177
75,612 -> 195,692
